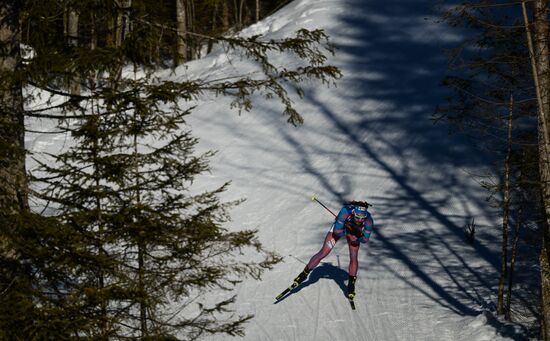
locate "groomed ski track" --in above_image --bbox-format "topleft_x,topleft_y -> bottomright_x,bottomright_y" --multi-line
180,0 -> 525,340
181,0 -> 525,340
26,0 -> 526,340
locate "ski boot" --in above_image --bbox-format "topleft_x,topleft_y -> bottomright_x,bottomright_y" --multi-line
292,268 -> 311,288
275,268 -> 311,300
347,275 -> 357,300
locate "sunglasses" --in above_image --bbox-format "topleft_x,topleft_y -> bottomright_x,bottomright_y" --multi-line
353,213 -> 367,221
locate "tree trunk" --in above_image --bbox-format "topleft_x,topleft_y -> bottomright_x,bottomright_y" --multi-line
105,1 -> 130,49
522,1 -> 550,338
108,1 -> 131,88
534,1 -> 550,339
256,0 -> 260,22
106,14 -> 115,48
138,244 -> 147,336
90,7 -> 97,51
189,0 -> 197,59
65,9 -> 79,48
132,111 -> 147,336
238,0 -> 245,29
233,0 -> 239,29
65,7 -> 80,95
91,114 -> 108,339
498,93 -> 514,316
0,2 -> 28,213
175,0 -> 187,65
207,3 -> 217,54
222,0 -> 230,31
116,0 -> 131,47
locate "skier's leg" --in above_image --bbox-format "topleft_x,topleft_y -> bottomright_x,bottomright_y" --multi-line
346,238 -> 360,298
293,227 -> 340,286
304,228 -> 340,272
347,237 -> 360,277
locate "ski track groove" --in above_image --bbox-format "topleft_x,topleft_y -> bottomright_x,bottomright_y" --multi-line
351,296 -> 369,340
312,284 -> 321,341
254,316 -> 275,341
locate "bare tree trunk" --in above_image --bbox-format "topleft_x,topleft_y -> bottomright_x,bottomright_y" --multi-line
114,1 -> 122,47
207,3 -> 217,54
65,7 -> 80,94
65,9 -> 79,47
108,1 -> 131,89
105,1 -> 131,49
90,11 -> 97,51
222,0 -> 230,31
116,0 -> 131,47
534,2 -> 550,339
238,0 -> 245,29
0,3 -> 27,323
106,14 -> 115,48
0,2 -> 28,213
498,93 -> 514,316
175,0 -> 187,65
233,0 -> 239,29
189,0 -> 197,59
256,0 -> 260,22
521,1 -> 550,339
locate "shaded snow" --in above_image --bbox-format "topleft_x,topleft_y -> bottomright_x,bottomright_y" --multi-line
26,0 -> 532,340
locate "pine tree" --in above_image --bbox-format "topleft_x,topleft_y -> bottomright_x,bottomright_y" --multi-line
0,2 -> 35,339
0,0 -> 28,211
0,0 -> 341,338
34,74 -> 285,338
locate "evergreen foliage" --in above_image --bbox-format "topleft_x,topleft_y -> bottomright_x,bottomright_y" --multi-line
0,0 -> 341,339
32,75 -> 283,338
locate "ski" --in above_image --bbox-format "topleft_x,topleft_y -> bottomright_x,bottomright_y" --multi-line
348,298 -> 356,310
275,287 -> 292,301
347,293 -> 356,310
275,281 -> 301,301
276,269 -> 310,301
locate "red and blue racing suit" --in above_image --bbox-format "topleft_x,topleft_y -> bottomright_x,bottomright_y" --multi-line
304,204 -> 373,277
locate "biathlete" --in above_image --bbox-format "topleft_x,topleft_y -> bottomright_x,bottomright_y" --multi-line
292,200 -> 373,300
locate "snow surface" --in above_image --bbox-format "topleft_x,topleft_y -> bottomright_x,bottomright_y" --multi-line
26,0 -> 531,340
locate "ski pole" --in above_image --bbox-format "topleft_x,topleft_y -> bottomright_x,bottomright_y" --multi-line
311,195 -> 337,217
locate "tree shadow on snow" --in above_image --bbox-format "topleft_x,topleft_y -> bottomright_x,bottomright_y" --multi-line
271,0 -> 531,339
193,0 -> 535,339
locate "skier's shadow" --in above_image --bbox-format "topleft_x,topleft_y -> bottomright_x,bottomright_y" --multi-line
274,263 -> 348,304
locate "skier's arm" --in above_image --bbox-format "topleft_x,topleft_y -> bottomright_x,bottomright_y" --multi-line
332,207 -> 349,237
357,216 -> 374,244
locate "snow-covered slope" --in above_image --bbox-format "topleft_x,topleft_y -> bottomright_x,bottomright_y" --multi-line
26,0 -> 529,340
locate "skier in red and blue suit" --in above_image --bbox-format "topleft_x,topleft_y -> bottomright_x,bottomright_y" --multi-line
292,201 -> 373,299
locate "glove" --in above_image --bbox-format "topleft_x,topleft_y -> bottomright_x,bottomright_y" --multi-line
352,226 -> 363,238
347,223 -> 363,238
347,234 -> 361,246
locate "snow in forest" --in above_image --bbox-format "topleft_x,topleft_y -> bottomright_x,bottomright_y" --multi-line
26,0 -> 533,340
